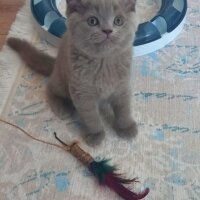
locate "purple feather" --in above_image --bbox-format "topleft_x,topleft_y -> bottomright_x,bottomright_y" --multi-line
103,173 -> 149,200
89,160 -> 150,200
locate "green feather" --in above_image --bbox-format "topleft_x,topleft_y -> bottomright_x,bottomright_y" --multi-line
89,159 -> 117,182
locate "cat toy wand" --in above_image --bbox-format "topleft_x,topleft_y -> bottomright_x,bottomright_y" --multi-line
54,132 -> 150,200
0,119 -> 149,200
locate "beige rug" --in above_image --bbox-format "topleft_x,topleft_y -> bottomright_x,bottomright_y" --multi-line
0,0 -> 200,200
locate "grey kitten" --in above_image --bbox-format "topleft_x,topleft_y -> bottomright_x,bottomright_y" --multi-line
7,0 -> 139,146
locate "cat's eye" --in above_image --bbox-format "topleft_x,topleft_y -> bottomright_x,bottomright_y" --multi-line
87,16 -> 99,26
114,16 -> 124,26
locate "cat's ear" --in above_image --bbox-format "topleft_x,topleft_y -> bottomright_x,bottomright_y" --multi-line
123,0 -> 137,12
66,0 -> 87,14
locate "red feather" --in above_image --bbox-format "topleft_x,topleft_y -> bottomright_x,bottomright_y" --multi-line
103,173 -> 149,200
89,160 -> 149,200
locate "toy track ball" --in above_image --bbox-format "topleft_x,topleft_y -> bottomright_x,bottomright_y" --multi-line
31,0 -> 187,56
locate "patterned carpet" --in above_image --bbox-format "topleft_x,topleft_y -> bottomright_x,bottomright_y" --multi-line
0,0 -> 200,200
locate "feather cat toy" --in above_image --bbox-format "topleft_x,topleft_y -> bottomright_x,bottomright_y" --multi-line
0,119 -> 149,200
54,133 -> 150,200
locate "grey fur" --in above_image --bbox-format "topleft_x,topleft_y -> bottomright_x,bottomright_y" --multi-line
7,0 -> 139,146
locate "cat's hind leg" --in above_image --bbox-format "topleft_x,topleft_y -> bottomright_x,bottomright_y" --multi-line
47,68 -> 75,119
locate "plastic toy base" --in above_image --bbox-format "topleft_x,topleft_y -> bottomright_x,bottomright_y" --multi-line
31,17 -> 62,47
33,14 -> 186,57
134,15 -> 186,57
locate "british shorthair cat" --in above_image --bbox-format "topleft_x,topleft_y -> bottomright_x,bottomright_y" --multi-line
7,0 -> 139,146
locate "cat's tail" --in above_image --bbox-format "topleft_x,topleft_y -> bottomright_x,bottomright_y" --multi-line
7,37 -> 55,76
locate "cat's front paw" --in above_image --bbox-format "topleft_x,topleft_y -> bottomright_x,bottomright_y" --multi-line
114,121 -> 138,139
84,131 -> 105,147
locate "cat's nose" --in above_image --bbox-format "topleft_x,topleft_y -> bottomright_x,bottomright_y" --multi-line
102,29 -> 113,35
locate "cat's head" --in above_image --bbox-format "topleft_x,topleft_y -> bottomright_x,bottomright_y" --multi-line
66,0 -> 138,57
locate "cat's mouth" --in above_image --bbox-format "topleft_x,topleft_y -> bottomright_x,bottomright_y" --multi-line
89,32 -> 116,45
90,35 -> 117,47
102,38 -> 110,43
97,37 -> 113,45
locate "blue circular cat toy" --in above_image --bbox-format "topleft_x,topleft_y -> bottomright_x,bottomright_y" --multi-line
31,0 -> 187,56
